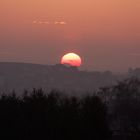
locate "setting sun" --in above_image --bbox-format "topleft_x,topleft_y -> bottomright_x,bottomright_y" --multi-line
61,53 -> 82,67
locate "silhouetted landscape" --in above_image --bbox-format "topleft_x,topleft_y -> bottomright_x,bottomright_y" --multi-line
1,62 -> 139,94
1,74 -> 140,139
1,0 -> 140,139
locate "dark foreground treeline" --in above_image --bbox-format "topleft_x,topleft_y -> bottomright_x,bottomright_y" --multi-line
0,90 -> 110,140
1,77 -> 140,140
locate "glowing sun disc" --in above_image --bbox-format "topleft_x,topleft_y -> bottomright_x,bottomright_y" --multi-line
61,53 -> 82,67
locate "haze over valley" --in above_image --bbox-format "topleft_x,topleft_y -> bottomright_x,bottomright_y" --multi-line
0,62 -> 139,94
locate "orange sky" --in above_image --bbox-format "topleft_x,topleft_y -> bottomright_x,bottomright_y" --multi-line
0,0 -> 140,72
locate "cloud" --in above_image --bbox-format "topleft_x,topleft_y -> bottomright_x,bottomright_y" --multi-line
59,21 -> 66,25
54,21 -> 66,25
32,19 -> 67,25
32,20 -> 38,24
32,20 -> 50,24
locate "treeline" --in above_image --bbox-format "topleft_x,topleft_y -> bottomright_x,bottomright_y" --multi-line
0,89 -> 110,140
98,77 -> 140,140
0,77 -> 140,140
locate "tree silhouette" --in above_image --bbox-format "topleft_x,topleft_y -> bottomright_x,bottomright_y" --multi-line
0,89 -> 111,140
108,77 -> 140,140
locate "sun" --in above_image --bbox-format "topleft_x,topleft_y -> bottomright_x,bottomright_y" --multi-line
61,53 -> 82,67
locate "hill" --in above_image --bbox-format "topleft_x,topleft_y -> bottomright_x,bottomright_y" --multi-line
0,62 -> 122,94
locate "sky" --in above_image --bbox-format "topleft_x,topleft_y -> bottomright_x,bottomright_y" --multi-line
0,0 -> 140,72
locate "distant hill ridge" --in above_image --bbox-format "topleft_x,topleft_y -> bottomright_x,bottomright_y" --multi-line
0,62 -> 132,94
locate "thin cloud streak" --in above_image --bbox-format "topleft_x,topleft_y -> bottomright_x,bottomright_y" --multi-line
32,20 -> 67,25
